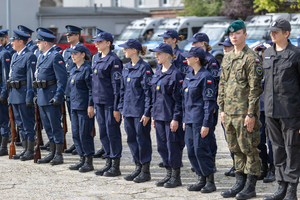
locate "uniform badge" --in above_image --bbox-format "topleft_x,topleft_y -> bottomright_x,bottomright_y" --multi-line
205,88 -> 214,97
212,63 -> 217,67
256,67 -> 262,75
127,77 -> 131,82
179,80 -> 183,84
211,69 -> 219,78
265,57 -> 270,59
229,27 -> 234,32
183,60 -> 187,64
22,51 -> 26,55
147,77 -> 152,86
207,80 -> 212,84
32,62 -> 36,65
185,88 -> 188,92
58,61 -> 63,64
71,79 -> 74,84
146,71 -> 151,74
113,71 -> 121,80
114,65 -> 119,69
6,59 -> 10,62
271,21 -> 276,27
255,59 -> 260,63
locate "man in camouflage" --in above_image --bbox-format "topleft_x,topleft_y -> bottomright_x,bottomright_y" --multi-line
218,20 -> 263,200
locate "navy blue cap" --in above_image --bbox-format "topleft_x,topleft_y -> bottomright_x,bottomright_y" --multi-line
18,25 -> 34,35
218,37 -> 233,47
257,41 -> 274,51
118,39 -> 142,51
11,30 -> 30,41
36,27 -> 53,35
181,47 -> 206,60
92,32 -> 113,43
95,27 -> 104,36
65,25 -> 82,35
158,29 -> 179,39
149,43 -> 173,55
0,29 -> 9,36
67,43 -> 87,53
35,31 -> 56,43
0,31 -> 6,37
187,33 -> 209,43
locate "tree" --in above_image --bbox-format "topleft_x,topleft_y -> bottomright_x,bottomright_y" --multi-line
220,0 -> 254,20
253,0 -> 300,13
179,0 -> 224,17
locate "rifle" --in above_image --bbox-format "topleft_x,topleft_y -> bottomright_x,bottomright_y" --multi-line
34,105 -> 42,163
62,100 -> 67,151
8,105 -> 16,158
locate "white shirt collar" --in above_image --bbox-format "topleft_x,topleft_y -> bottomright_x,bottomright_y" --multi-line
18,46 -> 27,55
43,47 -> 52,56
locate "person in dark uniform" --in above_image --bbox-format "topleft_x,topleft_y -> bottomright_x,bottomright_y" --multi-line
182,47 -> 216,193
62,25 -> 91,155
67,43 -> 95,172
263,19 -> 300,200
8,30 -> 37,161
149,43 -> 184,188
118,39 -> 153,183
0,33 -> 12,156
34,31 -> 67,165
92,32 -> 123,177
0,29 -> 16,55
17,25 -> 38,53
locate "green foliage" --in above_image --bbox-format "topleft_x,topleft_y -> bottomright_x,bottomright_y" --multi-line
179,0 -> 224,16
253,0 -> 300,13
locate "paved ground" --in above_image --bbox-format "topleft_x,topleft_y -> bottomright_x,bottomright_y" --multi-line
0,116 -> 299,200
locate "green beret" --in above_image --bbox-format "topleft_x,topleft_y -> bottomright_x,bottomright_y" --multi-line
225,20 -> 246,35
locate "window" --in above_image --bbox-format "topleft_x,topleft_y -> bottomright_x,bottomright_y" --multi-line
114,0 -> 119,7
85,36 -> 93,44
163,0 -> 169,5
178,28 -> 188,40
138,0 -> 144,6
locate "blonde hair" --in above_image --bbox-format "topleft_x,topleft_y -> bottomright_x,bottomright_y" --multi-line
204,42 -> 212,51
176,35 -> 184,44
171,53 -> 177,60
139,46 -> 147,56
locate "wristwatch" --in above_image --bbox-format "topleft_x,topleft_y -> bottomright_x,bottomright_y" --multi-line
247,113 -> 254,118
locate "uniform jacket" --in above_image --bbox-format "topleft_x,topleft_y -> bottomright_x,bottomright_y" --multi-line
218,45 -> 263,116
8,47 -> 37,104
151,64 -> 183,121
263,42 -> 300,118
36,46 -> 67,106
5,43 -> 16,56
26,40 -> 38,53
204,51 -> 220,82
69,62 -> 93,110
0,46 -> 11,98
118,58 -> 153,118
173,45 -> 190,75
34,45 -> 63,58
92,51 -> 123,111
182,67 -> 216,127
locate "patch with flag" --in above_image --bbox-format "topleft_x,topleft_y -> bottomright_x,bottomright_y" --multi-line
59,50 -> 63,54
58,61 -> 63,64
146,71 -> 151,74
114,65 -> 119,69
32,62 -> 36,65
90,74 -> 93,77
207,80 -> 212,84
255,59 -> 260,63
5,59 -> 10,62
179,80 -> 183,84
183,60 -> 187,64
212,63 -> 217,66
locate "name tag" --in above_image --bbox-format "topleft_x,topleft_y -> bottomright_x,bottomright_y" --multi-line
265,57 -> 270,59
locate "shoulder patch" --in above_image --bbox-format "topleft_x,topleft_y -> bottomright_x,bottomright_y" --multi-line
113,71 -> 121,80
256,67 -> 262,75
58,61 -> 63,64
255,58 -> 260,63
205,88 -> 214,98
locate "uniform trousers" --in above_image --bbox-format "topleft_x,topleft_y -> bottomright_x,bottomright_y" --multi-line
258,111 -> 273,164
0,104 -> 9,138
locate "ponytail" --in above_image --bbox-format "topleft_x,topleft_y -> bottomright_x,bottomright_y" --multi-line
140,46 -> 147,56
204,42 -> 212,51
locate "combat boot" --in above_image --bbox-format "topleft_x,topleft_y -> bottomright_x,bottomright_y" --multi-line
187,174 -> 206,191
201,173 -> 216,193
283,183 -> 298,200
64,144 -> 75,153
263,164 -> 275,183
158,161 -> 164,168
50,144 -> 64,165
0,136 -> 2,144
20,141 -> 35,161
12,140 -> 27,159
264,181 -> 288,200
124,162 -> 142,181
213,155 -> 217,171
37,143 -> 55,163
0,137 -> 9,156
79,155 -> 94,172
225,161 -> 235,177
235,174 -> 258,199
72,148 -> 78,155
133,162 -> 151,183
164,168 -> 182,188
40,141 -> 49,150
93,148 -> 105,158
221,173 -> 247,198
156,166 -> 172,187
258,162 -> 268,180
95,157 -> 112,176
103,158 -> 121,177
69,156 -> 85,170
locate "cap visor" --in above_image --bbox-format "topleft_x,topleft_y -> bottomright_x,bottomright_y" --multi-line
267,27 -> 281,31
92,37 -> 105,41
158,33 -> 171,38
218,42 -> 233,46
181,52 -> 194,58
186,38 -> 199,42
67,49 -> 81,53
149,48 -> 164,53
118,44 -> 130,48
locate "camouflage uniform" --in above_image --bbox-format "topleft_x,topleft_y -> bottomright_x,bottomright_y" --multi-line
218,45 -> 263,177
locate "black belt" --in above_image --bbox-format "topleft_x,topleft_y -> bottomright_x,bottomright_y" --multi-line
7,80 -> 27,89
33,79 -> 57,89
47,79 -> 57,86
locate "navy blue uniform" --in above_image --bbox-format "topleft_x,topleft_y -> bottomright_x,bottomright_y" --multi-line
34,45 -> 63,58
151,64 -> 183,169
92,51 -> 123,158
36,47 -> 67,144
69,62 -> 95,156
118,58 -> 153,164
8,47 -> 36,142
26,40 -> 38,53
5,43 -> 16,56
182,67 -> 216,176
173,46 -> 190,76
0,46 -> 11,139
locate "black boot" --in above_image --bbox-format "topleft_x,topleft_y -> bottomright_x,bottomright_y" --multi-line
258,162 -> 269,180
95,158 -> 112,176
16,141 -> 22,146
156,167 -> 172,187
20,141 -> 35,161
72,148 -> 78,155
191,167 -> 195,172
40,141 -> 50,150
221,173 -> 247,198
225,161 -> 235,177
93,148 -> 105,158
64,144 -> 75,153
50,144 -> 64,165
79,155 -> 94,172
0,137 -> 9,156
187,174 -> 206,191
37,143 -> 55,164
283,183 -> 298,200
158,161 -> 164,168
263,181 -> 288,200
201,173 -> 216,193
164,168 -> 182,188
235,174 -> 257,199
69,156 -> 85,170
263,164 -> 275,183
124,162 -> 142,181
104,158 -> 121,177
133,162 -> 151,183
12,140 -> 27,159
213,155 -> 217,171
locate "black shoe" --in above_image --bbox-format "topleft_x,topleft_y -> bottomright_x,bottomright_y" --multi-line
156,167 -> 172,187
95,158 -> 112,176
283,183 -> 298,200
93,148 -> 105,158
201,173 -> 216,193
221,173 -> 247,198
258,162 -> 268,180
225,166 -> 236,177
133,162 -> 151,183
158,161 -> 164,168
20,141 -> 35,161
12,141 -> 27,159
40,141 -> 50,150
37,143 -> 55,164
264,181 -> 288,200
69,156 -> 85,170
72,148 -> 78,155
16,141 -> 22,146
235,174 -> 257,199
124,162 -> 142,181
64,144 -> 75,153
164,168 -> 182,188
263,164 -> 275,183
79,155 -> 94,172
103,158 -> 121,177
187,174 -> 206,191
50,144 -> 64,165
191,167 -> 195,172
0,137 -> 9,156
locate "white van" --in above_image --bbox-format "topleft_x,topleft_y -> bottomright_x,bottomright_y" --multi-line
289,14 -> 300,46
